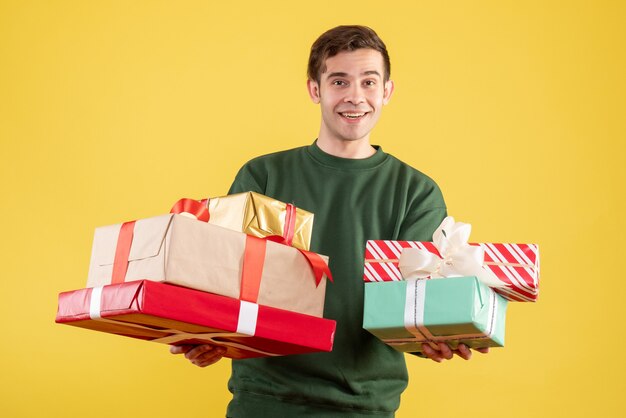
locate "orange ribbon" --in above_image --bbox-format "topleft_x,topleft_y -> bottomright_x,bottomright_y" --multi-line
261,203 -> 297,247
283,203 -> 296,246
239,236 -> 332,305
297,248 -> 333,286
240,235 -> 267,303
261,236 -> 333,286
112,221 -> 135,284
258,202 -> 332,285
170,198 -> 210,222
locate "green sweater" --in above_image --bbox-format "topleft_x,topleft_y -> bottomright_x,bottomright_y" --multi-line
226,141 -> 446,417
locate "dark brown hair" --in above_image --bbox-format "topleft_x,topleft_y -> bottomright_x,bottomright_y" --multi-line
307,25 -> 391,83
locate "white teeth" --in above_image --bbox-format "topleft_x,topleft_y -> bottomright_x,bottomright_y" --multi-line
341,112 -> 365,119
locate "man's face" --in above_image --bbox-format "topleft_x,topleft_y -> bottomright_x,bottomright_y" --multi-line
307,48 -> 394,144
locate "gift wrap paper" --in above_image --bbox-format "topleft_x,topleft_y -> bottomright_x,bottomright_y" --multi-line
206,191 -> 314,251
363,277 -> 507,352
86,213 -> 329,317
56,280 -> 336,359
364,240 -> 539,302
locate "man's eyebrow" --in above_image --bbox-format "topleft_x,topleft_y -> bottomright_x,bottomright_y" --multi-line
325,70 -> 382,79
326,72 -> 349,78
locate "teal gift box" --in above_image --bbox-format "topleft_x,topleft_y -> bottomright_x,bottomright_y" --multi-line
363,276 -> 507,353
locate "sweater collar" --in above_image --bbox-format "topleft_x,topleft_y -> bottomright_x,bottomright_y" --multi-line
307,140 -> 388,170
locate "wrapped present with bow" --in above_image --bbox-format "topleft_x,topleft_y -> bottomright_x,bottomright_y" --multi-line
174,191 -> 314,251
362,216 -> 538,353
363,217 -> 540,302
86,198 -> 332,317
56,280 -> 336,359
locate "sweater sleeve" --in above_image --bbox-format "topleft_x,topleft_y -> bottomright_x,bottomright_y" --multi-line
398,207 -> 447,241
397,179 -> 447,241
228,162 -> 266,195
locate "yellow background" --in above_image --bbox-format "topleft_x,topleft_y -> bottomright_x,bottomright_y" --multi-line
1,1 -> 624,417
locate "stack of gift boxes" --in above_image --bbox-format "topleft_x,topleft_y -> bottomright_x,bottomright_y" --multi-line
58,197 -> 539,358
56,192 -> 336,359
362,217 -> 540,353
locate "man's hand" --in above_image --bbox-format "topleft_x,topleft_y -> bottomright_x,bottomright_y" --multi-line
170,344 -> 227,367
421,342 -> 489,362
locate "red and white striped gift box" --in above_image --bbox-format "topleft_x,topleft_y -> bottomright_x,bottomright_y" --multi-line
363,240 -> 540,302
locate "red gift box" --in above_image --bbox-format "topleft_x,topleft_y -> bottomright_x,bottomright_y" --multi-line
56,280 -> 336,359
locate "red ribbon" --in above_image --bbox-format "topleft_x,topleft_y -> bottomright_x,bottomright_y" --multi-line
260,238 -> 333,287
260,202 -> 332,286
239,236 -> 332,306
112,221 -> 135,284
297,249 -> 334,286
240,235 -> 266,303
263,203 -> 297,246
283,203 -> 296,246
170,198 -> 210,222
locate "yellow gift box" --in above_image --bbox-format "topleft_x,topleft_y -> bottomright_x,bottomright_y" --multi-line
206,191 -> 314,251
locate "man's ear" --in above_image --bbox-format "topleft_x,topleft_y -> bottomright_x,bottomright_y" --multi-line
383,80 -> 395,105
307,79 -> 321,104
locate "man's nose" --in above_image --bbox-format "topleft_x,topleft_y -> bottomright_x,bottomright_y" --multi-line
344,84 -> 365,105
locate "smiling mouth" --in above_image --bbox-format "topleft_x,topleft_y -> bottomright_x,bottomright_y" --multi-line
339,112 -> 367,120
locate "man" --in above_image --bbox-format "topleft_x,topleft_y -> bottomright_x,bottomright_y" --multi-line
172,25 -> 487,417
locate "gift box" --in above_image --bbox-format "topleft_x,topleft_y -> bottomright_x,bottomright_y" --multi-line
202,191 -> 314,251
363,277 -> 507,353
86,213 -> 331,317
364,240 -> 538,302
56,280 -> 336,359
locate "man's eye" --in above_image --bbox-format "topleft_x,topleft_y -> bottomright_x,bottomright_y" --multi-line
364,80 -> 376,86
332,80 -> 346,86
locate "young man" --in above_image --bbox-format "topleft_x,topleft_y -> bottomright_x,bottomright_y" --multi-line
172,25 -> 487,417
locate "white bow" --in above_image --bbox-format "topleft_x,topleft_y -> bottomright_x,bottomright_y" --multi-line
399,216 -> 504,288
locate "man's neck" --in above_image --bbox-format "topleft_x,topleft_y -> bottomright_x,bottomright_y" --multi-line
316,136 -> 377,159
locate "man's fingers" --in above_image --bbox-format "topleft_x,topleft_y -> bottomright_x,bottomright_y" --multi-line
185,344 -> 224,361
455,344 -> 472,360
190,346 -> 227,367
191,351 -> 225,367
170,344 -> 194,355
170,344 -> 227,367
421,343 -> 455,362
421,343 -> 491,362
421,344 -> 443,362
438,343 -> 453,360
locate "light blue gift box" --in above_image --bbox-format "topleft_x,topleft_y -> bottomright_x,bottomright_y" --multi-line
363,276 -> 507,353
